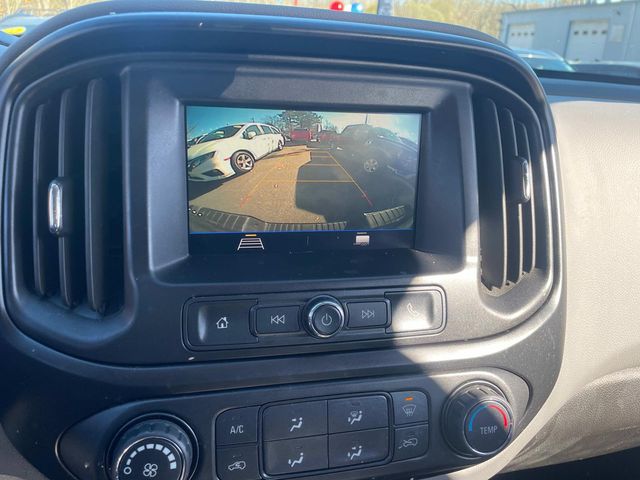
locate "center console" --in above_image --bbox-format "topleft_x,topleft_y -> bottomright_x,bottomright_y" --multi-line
0,3 -> 564,480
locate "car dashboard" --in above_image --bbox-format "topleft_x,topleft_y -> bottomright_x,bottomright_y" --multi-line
0,2 -> 637,480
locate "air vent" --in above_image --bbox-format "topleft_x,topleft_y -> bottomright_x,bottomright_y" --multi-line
474,96 -> 543,292
21,77 -> 123,317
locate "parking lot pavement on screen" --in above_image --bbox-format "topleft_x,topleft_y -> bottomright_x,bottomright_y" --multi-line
188,145 -> 406,227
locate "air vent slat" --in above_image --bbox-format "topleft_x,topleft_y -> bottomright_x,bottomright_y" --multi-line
57,88 -> 86,307
515,121 -> 536,273
499,108 -> 524,283
84,79 -> 109,313
32,103 -> 58,296
476,98 -> 508,289
16,73 -> 123,319
475,95 -> 542,293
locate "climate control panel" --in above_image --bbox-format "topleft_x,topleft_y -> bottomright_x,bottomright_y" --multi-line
59,371 -> 527,480
214,392 -> 430,480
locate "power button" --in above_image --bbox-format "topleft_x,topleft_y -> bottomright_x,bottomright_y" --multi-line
304,296 -> 345,339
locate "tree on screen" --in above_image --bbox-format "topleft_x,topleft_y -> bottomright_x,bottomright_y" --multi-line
260,110 -> 324,133
260,114 -> 282,130
278,110 -> 323,132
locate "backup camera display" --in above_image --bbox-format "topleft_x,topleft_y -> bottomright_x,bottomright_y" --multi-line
186,106 -> 421,252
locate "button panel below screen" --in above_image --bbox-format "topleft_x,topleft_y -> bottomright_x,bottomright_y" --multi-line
184,289 -> 445,353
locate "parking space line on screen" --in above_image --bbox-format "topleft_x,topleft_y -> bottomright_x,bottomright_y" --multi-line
307,151 -> 337,165
300,163 -> 341,167
273,180 -> 354,183
327,151 -> 373,207
239,155 -> 289,207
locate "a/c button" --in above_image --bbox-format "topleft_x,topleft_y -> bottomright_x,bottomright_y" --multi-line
216,407 -> 259,445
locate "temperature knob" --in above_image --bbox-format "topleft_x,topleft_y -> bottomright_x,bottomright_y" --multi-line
109,419 -> 194,480
443,383 -> 514,457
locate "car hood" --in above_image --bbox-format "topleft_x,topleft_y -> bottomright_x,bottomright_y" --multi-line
187,138 -> 229,160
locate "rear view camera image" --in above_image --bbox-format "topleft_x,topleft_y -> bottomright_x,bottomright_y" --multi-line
186,106 -> 421,235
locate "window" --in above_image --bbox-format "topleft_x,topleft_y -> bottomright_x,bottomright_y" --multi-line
243,125 -> 262,139
198,125 -> 242,143
4,0 -> 640,80
372,127 -> 399,141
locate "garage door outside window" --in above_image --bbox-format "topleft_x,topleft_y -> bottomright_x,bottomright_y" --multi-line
507,23 -> 536,49
565,20 -> 609,62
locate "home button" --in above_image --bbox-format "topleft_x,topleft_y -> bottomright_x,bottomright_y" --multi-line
186,300 -> 258,346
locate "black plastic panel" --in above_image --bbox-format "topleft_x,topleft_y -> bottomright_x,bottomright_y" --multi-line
58,370 -> 529,480
4,55 -> 552,365
182,287 -> 445,357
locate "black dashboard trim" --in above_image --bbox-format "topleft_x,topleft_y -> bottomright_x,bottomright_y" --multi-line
0,3 -> 565,480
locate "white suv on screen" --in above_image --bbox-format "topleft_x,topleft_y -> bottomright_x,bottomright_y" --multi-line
187,123 -> 285,181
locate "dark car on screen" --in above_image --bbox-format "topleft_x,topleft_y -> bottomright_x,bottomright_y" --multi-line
335,124 -> 419,178
316,129 -> 338,145
289,128 -> 312,144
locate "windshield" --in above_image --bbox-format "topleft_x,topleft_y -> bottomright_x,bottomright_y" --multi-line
372,127 -> 399,141
2,1 -> 638,81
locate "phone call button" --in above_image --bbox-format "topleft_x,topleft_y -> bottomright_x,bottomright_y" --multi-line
385,291 -> 444,333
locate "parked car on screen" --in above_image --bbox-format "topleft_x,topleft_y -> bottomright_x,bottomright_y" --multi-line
187,123 -> 284,181
260,124 -> 287,150
336,124 -> 419,178
186,133 -> 207,148
289,128 -> 312,144
316,129 -> 338,145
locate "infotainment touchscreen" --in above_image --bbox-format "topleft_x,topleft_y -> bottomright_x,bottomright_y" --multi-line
186,106 -> 422,253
